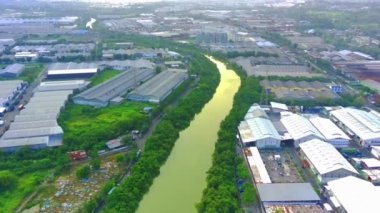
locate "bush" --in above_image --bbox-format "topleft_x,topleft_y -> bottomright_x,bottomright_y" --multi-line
76,165 -> 91,180
0,170 -> 17,190
91,158 -> 101,171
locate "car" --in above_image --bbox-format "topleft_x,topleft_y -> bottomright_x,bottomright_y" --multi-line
18,104 -> 25,110
0,120 -> 4,126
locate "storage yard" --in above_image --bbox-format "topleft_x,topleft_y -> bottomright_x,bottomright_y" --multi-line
236,63 -> 322,77
0,80 -> 27,111
128,70 -> 188,103
260,80 -> 341,100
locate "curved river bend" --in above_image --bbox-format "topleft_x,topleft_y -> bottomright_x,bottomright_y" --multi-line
137,56 -> 241,213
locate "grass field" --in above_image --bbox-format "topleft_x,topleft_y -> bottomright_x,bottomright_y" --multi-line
89,69 -> 120,87
59,101 -> 153,150
0,171 -> 48,213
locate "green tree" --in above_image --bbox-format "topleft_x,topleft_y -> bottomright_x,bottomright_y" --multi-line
76,165 -> 91,180
0,170 -> 17,189
91,158 -> 101,171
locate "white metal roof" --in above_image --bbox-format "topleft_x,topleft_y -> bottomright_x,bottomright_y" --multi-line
360,158 -> 380,168
300,139 -> 358,175
309,117 -> 350,141
270,102 -> 288,111
245,147 -> 271,184
327,176 -> 380,213
330,108 -> 380,141
238,118 -> 281,143
280,113 -> 324,141
0,137 -> 49,148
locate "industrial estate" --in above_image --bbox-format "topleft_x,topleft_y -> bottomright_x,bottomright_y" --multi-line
1,0 -> 380,213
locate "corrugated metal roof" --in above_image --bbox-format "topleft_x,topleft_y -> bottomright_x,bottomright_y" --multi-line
330,108 -> 380,141
128,70 -> 187,102
299,139 -> 358,175
309,117 -> 350,141
257,183 -> 320,202
281,113 -> 324,141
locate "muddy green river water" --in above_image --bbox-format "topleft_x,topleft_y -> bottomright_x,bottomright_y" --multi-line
137,56 -> 241,213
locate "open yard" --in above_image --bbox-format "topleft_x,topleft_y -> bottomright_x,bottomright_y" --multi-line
23,155 -> 124,212
59,101 -> 153,150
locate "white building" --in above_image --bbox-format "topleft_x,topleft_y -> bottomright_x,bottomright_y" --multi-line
326,176 -> 380,213
371,146 -> 380,159
300,139 -> 358,183
244,147 -> 271,184
238,105 -> 281,149
309,117 -> 350,148
330,108 -> 380,147
280,113 -> 324,147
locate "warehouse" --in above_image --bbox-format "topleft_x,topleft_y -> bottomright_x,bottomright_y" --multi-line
0,81 -> 84,152
326,176 -> 380,213
238,105 -> 281,149
47,62 -> 98,79
299,139 -> 358,183
309,117 -> 350,148
257,183 -> 320,205
73,68 -> 154,107
97,59 -> 154,71
0,64 -> 25,78
127,70 -> 188,103
280,113 -> 324,147
0,80 -> 27,110
35,80 -> 89,92
330,108 -> 380,147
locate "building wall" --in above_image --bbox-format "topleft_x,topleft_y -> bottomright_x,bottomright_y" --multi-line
294,134 -> 321,148
327,139 -> 350,148
256,138 -> 281,149
73,97 -> 108,107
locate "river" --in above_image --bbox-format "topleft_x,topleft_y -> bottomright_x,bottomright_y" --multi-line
137,56 -> 241,213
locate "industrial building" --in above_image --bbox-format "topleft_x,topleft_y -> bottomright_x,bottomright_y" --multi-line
280,113 -> 324,147
257,183 -> 321,205
244,147 -> 271,184
196,32 -> 229,44
299,139 -> 358,183
47,62 -> 98,79
330,108 -> 380,147
371,146 -> 380,159
0,64 -> 25,78
73,68 -> 154,107
238,105 -> 281,149
0,80 -> 27,111
127,70 -> 188,103
309,117 -> 350,148
326,176 -> 380,213
97,59 -> 154,71
36,80 -> 89,92
0,81 -> 87,152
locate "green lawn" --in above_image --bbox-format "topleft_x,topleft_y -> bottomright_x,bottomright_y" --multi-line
59,101 -> 153,150
0,171 -> 48,213
89,69 -> 121,87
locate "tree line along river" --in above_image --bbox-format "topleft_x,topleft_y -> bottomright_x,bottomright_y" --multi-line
137,56 -> 241,213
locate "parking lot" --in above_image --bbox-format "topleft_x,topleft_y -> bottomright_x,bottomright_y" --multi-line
260,149 -> 303,183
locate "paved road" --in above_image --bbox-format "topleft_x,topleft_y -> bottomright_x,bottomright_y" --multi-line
0,66 -> 47,136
